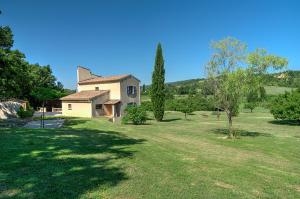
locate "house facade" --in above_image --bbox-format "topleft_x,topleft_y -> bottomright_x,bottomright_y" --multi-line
60,66 -> 140,119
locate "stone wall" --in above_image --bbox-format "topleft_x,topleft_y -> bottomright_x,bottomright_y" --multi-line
0,101 -> 23,119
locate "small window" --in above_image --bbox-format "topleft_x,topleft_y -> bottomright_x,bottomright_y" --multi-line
95,104 -> 102,110
68,104 -> 72,110
95,87 -> 99,91
127,86 -> 137,96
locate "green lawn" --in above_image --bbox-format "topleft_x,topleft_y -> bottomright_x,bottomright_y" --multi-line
265,86 -> 294,95
1,111 -> 300,198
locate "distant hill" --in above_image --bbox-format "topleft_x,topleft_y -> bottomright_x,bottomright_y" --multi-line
165,70 -> 300,88
262,70 -> 300,88
142,70 -> 300,96
166,78 -> 205,87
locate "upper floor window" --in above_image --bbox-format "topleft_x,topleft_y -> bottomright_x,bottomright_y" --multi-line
127,86 -> 137,97
95,87 -> 99,91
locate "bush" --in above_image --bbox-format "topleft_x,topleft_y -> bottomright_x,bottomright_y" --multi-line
122,105 -> 147,125
244,102 -> 257,112
165,94 -> 215,112
141,101 -> 153,111
270,90 -> 300,122
17,106 -> 34,118
176,99 -> 194,119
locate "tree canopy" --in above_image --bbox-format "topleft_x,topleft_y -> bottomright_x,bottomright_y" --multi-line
270,89 -> 300,122
205,37 -> 287,138
0,25 -> 67,107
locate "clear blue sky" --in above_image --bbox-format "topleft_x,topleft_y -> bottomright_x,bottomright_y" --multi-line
1,0 -> 299,89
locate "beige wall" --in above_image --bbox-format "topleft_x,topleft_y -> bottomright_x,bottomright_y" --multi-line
72,76 -> 140,117
120,77 -> 140,115
62,101 -> 92,118
78,82 -> 121,100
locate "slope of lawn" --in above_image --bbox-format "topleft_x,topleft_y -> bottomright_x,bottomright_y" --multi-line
1,111 -> 300,198
264,86 -> 294,95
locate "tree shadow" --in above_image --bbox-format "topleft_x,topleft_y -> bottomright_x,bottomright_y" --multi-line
0,123 -> 145,198
62,118 -> 90,127
268,120 -> 300,126
212,128 -> 273,138
161,118 -> 182,122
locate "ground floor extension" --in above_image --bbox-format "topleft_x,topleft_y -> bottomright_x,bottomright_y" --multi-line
60,90 -> 121,119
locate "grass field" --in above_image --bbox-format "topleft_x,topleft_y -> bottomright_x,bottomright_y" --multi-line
1,111 -> 300,198
264,86 -> 294,95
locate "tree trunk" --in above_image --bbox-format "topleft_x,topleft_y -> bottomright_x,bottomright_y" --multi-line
217,109 -> 220,120
228,114 -> 233,138
42,101 -> 45,128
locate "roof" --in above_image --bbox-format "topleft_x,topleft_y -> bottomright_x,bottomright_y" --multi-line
104,100 -> 120,105
60,90 -> 109,101
78,74 -> 140,85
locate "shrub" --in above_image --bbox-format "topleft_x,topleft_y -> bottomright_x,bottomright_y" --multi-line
17,106 -> 34,118
244,102 -> 257,112
270,90 -> 300,122
122,105 -> 147,125
141,101 -> 153,111
165,94 -> 215,112
176,99 -> 194,119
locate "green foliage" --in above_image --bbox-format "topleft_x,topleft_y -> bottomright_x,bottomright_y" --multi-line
176,99 -> 194,119
244,102 -> 257,112
164,94 -> 214,112
151,43 -> 165,121
17,106 -> 34,118
0,26 -> 14,49
31,87 -> 63,102
248,49 -> 288,74
206,37 -> 288,138
270,90 -> 300,122
259,86 -> 266,100
206,37 -> 249,137
0,26 -> 65,108
141,101 -> 153,111
245,89 -> 259,112
200,80 -> 214,96
122,105 -> 147,125
164,86 -> 174,100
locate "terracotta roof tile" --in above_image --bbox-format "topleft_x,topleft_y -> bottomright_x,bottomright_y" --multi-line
78,74 -> 131,85
104,100 -> 120,105
60,90 -> 109,101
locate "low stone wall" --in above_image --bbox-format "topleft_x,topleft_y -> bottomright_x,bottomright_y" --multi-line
0,101 -> 23,119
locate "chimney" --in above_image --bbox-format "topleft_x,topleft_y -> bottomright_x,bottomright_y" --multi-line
77,66 -> 93,83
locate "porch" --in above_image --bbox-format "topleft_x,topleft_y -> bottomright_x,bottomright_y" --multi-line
93,100 -> 121,118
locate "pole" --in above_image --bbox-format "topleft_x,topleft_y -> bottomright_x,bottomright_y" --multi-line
42,101 -> 45,128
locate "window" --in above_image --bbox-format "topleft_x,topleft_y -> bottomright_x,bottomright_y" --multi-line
127,86 -> 137,97
95,87 -> 99,91
68,104 -> 72,110
95,104 -> 102,110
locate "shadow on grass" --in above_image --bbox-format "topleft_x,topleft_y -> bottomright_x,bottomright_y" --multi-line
212,128 -> 273,138
161,118 -> 182,122
0,119 -> 145,198
268,120 -> 300,126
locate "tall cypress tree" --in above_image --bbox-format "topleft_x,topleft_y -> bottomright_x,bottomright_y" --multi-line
151,43 -> 165,121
